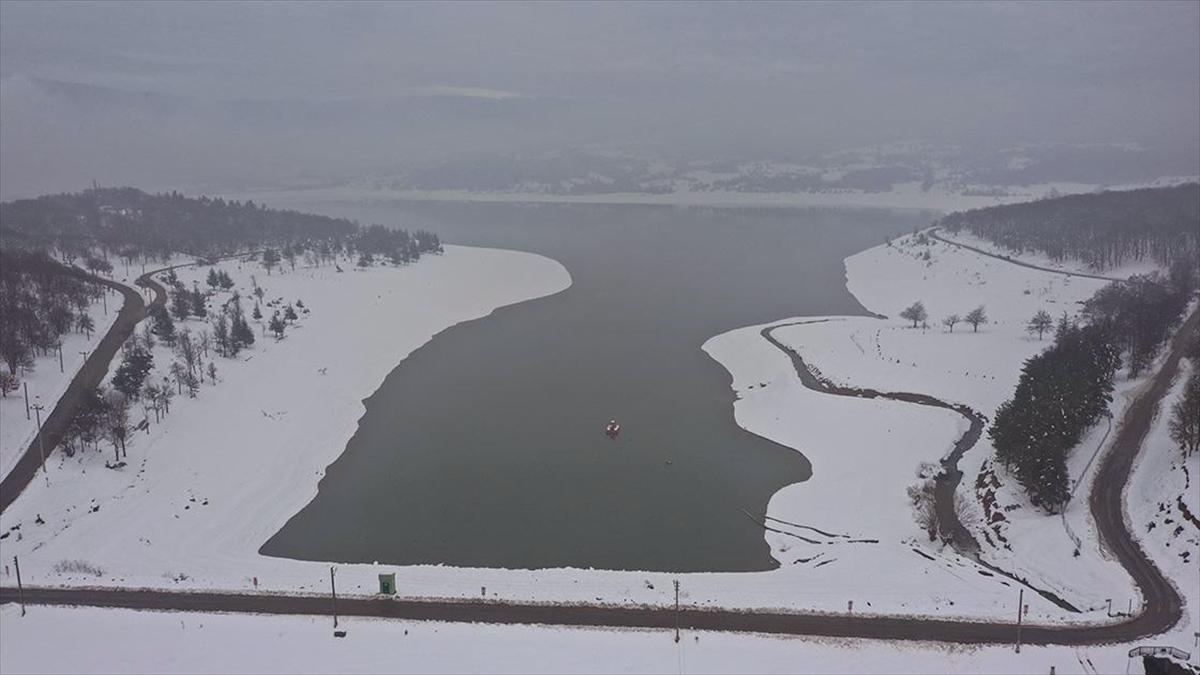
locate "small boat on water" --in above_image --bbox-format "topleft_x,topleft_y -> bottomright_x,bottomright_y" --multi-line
605,419 -> 621,439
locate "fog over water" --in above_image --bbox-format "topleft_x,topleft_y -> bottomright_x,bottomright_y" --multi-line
2,1 -> 1198,199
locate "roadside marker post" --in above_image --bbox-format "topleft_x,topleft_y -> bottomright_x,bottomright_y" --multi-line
674,580 -> 681,644
13,556 -> 25,617
1015,589 -> 1024,654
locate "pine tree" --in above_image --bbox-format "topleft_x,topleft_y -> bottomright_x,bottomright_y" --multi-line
190,287 -> 207,317
170,288 -> 191,321
269,312 -> 286,339
149,304 -> 176,344
112,342 -> 154,398
206,268 -> 220,289
1169,368 -> 1200,456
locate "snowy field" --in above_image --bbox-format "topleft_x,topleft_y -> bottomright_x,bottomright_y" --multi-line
0,603 -> 1166,675
1,229 -> 1196,673
0,288 -> 119,479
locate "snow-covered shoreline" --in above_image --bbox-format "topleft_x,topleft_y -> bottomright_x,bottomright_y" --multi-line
0,227 -> 1189,633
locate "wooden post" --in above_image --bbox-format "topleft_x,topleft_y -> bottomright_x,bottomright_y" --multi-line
57,345 -> 63,373
13,556 -> 25,617
673,579 -> 680,644
1015,588 -> 1023,653
23,382 -> 29,420
32,402 -> 48,486
330,566 -> 338,630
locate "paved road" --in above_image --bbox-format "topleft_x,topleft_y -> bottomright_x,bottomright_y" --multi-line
0,255 -> 224,513
928,229 -> 1127,283
1,245 -> 1195,646
0,265 -> 147,513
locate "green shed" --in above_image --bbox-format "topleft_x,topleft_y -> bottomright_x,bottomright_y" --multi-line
378,573 -> 396,595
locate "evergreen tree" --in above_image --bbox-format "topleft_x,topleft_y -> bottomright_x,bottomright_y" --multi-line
1169,367 -> 1200,456
230,307 -> 255,350
206,268 -> 220,289
269,312 -> 286,339
149,304 -> 176,344
190,287 -> 207,317
112,342 -> 154,398
170,287 -> 191,321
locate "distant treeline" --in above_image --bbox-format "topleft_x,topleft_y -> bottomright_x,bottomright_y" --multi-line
990,273 -> 1194,513
0,187 -> 442,261
939,184 -> 1199,271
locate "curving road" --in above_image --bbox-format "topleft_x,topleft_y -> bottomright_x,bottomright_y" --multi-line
928,229 -> 1127,284
0,264 -> 147,513
1,242 -> 1196,646
0,254 -> 241,513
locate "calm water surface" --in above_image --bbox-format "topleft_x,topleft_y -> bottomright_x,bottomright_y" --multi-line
261,202 -> 924,571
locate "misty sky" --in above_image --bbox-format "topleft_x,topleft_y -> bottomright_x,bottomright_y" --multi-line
1,1 -> 1198,197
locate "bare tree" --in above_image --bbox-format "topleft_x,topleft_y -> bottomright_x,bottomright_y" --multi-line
965,306 -> 988,332
103,390 -> 130,461
1026,309 -> 1053,340
941,314 -> 961,333
899,301 -> 928,329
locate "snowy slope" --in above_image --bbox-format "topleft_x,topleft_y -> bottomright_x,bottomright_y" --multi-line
0,289 -> 119,479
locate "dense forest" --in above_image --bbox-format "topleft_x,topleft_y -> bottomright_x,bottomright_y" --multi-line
0,187 -> 443,397
939,184 -> 1199,271
0,187 -> 441,261
990,272 -> 1194,513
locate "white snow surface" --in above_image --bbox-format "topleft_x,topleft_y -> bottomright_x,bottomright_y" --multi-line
1,231 -> 1183,625
0,603 -> 1168,675
0,290 -> 118,479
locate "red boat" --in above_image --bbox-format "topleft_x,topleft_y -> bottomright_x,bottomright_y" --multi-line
605,419 -> 621,439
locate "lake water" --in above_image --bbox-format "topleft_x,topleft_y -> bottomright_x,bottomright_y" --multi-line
260,201 -> 925,572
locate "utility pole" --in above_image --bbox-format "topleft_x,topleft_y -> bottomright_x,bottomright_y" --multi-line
673,579 -> 681,644
13,556 -> 25,616
57,344 -> 63,373
1015,588 -> 1023,653
23,382 -> 30,420
32,399 -> 48,486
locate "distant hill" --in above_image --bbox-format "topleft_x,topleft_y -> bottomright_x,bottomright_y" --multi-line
939,184 -> 1200,271
0,187 -> 439,262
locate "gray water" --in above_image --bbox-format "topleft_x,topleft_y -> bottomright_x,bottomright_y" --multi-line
261,202 -> 925,572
